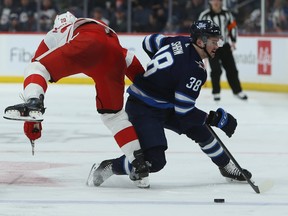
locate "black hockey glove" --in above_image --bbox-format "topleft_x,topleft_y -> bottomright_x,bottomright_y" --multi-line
206,108 -> 237,137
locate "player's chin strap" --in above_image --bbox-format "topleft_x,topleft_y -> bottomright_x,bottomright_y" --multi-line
193,38 -> 212,59
199,44 -> 212,59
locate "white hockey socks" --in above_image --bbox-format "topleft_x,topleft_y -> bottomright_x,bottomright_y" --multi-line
101,110 -> 141,163
23,62 -> 50,100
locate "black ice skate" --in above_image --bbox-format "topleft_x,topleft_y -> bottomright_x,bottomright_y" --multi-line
219,161 -> 252,182
86,150 -> 150,188
3,94 -> 45,122
129,149 -> 150,188
86,159 -> 114,187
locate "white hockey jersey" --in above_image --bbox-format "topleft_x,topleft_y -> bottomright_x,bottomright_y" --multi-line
43,18 -> 115,50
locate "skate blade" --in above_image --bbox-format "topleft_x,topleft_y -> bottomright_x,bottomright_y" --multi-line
86,164 -> 98,187
3,112 -> 43,122
3,115 -> 44,122
133,176 -> 150,188
225,177 -> 255,184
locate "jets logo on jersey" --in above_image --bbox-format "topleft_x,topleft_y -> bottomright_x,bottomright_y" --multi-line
195,60 -> 205,70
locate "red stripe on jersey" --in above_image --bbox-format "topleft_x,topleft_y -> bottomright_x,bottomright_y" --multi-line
125,55 -> 145,82
24,74 -> 48,93
32,40 -> 49,62
114,126 -> 138,148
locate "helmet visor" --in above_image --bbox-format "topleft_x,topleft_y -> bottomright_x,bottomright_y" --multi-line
206,37 -> 224,47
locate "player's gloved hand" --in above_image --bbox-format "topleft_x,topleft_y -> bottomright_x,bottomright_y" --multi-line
206,108 -> 237,137
24,122 -> 42,141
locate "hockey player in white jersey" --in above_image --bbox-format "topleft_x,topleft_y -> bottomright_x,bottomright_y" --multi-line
3,11 -> 149,188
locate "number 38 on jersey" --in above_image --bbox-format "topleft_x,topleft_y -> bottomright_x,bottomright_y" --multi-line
186,77 -> 202,91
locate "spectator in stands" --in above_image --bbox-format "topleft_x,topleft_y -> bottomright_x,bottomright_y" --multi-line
115,0 -> 126,11
38,0 -> 58,32
8,12 -> 19,32
185,0 -> 205,22
88,0 -> 113,10
88,0 -> 114,21
283,0 -> 288,30
90,7 -> 110,26
57,0 -> 82,14
15,0 -> 37,31
177,18 -> 192,33
66,6 -> 83,18
270,0 -> 287,32
149,6 -> 168,32
178,0 -> 205,33
132,1 -> 151,32
110,8 -> 127,32
284,0 -> 288,15
0,0 -> 16,31
164,0 -> 183,32
243,8 -> 261,33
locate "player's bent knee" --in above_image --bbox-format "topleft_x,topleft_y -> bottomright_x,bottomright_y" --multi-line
150,158 -> 166,173
144,146 -> 167,173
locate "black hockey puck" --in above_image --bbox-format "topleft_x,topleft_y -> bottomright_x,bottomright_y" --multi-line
214,198 -> 225,203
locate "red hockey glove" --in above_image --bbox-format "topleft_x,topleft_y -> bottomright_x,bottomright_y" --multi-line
24,122 -> 42,141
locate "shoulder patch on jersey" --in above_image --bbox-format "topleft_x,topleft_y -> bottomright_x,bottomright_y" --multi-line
195,60 -> 205,70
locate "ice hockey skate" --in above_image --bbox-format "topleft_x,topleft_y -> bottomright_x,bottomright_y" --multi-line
3,95 -> 45,122
219,161 -> 252,182
129,149 -> 150,188
129,168 -> 150,188
86,159 -> 114,187
86,159 -> 150,188
87,150 -> 150,188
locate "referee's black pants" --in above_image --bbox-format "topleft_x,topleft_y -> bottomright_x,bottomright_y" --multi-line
208,43 -> 242,94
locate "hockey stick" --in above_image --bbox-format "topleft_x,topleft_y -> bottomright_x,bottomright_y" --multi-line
206,124 -> 266,194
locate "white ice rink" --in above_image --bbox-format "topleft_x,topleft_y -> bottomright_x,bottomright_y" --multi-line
0,83 -> 288,216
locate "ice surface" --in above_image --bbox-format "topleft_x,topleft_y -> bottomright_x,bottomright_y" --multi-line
1,83 -> 288,216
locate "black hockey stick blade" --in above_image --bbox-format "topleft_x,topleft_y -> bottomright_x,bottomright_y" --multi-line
206,124 -> 262,194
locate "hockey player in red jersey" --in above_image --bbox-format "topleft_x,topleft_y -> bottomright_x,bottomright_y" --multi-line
3,11 -> 149,188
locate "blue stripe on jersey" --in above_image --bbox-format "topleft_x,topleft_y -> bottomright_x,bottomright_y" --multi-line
201,138 -> 224,158
143,34 -> 165,54
143,35 -> 153,53
174,91 -> 196,115
127,84 -> 174,109
174,105 -> 195,115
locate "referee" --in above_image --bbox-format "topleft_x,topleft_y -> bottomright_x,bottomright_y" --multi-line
198,0 -> 247,101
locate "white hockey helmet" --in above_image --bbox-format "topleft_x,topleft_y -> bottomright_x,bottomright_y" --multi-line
53,11 -> 77,29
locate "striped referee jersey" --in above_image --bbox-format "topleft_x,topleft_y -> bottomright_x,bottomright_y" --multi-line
198,7 -> 237,44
